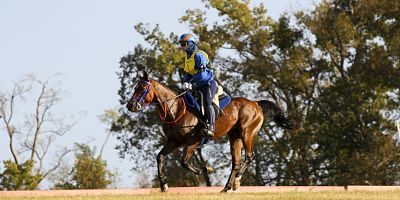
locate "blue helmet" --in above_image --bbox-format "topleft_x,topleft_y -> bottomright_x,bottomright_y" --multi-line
179,33 -> 197,53
179,33 -> 197,45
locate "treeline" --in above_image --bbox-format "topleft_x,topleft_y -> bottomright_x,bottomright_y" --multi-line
3,0 -> 397,190
112,0 -> 400,187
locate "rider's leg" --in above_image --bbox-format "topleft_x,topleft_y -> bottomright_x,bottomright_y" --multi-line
200,80 -> 217,137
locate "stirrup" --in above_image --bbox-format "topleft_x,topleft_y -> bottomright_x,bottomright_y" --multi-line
202,128 -> 214,138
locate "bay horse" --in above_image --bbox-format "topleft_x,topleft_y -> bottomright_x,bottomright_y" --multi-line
126,72 -> 293,192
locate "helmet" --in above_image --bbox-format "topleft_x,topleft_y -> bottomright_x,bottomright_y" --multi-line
179,33 -> 197,45
179,33 -> 197,53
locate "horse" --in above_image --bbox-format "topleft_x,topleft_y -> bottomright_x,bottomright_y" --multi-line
126,72 -> 293,192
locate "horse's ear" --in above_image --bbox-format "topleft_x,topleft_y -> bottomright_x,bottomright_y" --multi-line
136,70 -> 142,79
143,71 -> 149,81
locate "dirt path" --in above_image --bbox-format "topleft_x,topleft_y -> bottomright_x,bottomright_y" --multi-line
1,186 -> 399,197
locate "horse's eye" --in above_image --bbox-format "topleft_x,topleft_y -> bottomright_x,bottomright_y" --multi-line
134,85 -> 142,91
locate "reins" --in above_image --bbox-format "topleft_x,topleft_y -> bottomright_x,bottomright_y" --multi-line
133,79 -> 203,128
158,97 -> 186,124
150,82 -> 188,124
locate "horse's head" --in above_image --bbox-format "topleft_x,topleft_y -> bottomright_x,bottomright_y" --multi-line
126,71 -> 156,112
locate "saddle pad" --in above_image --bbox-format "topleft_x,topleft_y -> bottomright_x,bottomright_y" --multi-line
183,90 -> 231,115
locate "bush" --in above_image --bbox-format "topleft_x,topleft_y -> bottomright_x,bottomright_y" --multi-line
54,144 -> 114,189
0,160 -> 42,190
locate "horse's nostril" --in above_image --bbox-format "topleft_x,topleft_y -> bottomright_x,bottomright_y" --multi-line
126,103 -> 133,111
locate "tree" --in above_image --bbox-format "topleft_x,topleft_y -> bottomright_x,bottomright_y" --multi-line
108,0 -> 400,187
0,74 -> 79,190
180,0 -> 314,186
294,0 -> 400,185
53,143 -> 114,189
0,160 -> 41,190
181,0 -> 400,186
112,1 -> 294,187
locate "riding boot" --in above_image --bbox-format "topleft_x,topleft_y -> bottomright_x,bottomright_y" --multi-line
204,105 -> 215,137
206,123 -> 215,137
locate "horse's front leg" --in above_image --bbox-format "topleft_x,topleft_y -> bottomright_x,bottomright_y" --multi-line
181,139 -> 205,175
157,140 -> 179,192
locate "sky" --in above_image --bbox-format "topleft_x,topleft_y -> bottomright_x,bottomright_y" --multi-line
0,0 -> 321,189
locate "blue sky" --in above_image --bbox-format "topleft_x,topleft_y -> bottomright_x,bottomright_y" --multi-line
0,0 -> 320,189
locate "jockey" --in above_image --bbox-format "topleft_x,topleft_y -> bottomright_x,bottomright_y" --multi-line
179,33 -> 217,137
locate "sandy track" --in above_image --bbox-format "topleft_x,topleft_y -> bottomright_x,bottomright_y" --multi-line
1,186 -> 400,197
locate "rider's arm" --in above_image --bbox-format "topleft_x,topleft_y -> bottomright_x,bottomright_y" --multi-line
183,73 -> 193,83
194,52 -> 207,71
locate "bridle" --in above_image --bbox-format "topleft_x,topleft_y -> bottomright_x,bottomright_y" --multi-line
130,80 -> 152,111
130,80 -> 188,124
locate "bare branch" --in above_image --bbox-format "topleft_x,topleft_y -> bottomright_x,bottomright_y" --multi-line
40,149 -> 72,181
35,135 -> 56,174
98,131 -> 112,159
0,80 -> 32,165
31,82 -> 46,160
0,73 -> 77,187
30,75 -> 64,161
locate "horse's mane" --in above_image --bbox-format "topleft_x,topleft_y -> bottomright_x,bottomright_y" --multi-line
151,79 -> 178,97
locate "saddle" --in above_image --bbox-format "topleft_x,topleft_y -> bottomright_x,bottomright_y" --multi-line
183,84 -> 231,122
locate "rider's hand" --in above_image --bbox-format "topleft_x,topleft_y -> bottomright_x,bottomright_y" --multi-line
183,82 -> 192,90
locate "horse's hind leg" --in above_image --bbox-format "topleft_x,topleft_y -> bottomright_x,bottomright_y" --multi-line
157,140 -> 179,192
234,151 -> 255,190
221,135 -> 243,192
234,126 -> 261,190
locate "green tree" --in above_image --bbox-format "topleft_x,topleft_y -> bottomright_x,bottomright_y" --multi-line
109,0 -> 400,187
295,0 -> 400,185
54,143 -> 114,189
0,160 -> 41,190
186,0 -> 400,186
180,0 -> 315,186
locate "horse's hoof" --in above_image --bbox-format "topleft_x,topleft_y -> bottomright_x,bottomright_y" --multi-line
204,166 -> 214,173
161,183 -> 168,192
233,176 -> 241,190
220,187 -> 231,193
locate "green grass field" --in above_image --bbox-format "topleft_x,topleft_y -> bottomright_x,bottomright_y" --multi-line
2,191 -> 400,200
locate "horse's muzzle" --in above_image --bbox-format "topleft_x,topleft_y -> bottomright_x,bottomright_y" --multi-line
126,99 -> 142,112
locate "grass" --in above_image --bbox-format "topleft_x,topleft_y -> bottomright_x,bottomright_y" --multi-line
2,191 -> 400,200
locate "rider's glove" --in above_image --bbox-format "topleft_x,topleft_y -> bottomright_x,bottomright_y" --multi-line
183,82 -> 192,90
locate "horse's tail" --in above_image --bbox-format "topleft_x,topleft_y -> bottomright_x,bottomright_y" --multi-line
256,100 -> 294,130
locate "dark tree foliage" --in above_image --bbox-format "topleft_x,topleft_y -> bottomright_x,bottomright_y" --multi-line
109,0 -> 400,187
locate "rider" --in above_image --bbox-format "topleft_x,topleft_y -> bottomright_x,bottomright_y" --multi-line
179,33 -> 217,137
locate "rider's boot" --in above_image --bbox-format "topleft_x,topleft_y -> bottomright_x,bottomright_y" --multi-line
204,105 -> 215,137
205,123 -> 215,137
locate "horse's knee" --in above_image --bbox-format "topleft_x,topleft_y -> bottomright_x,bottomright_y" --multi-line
157,154 -> 164,164
232,163 -> 240,170
181,159 -> 189,169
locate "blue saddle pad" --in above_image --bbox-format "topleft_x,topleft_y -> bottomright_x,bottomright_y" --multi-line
219,95 -> 231,110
